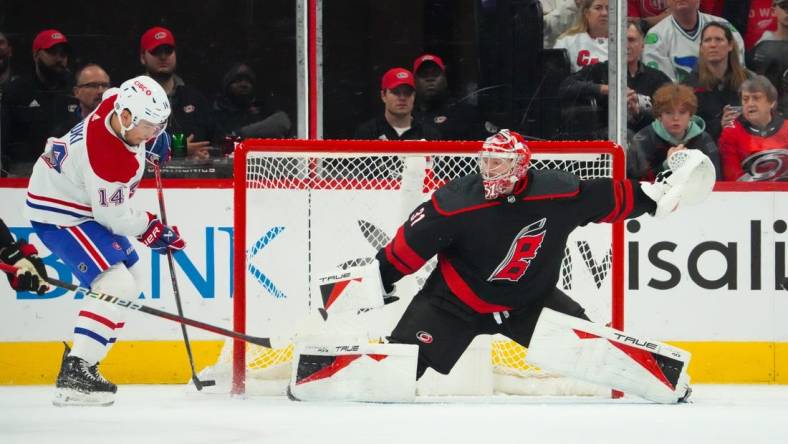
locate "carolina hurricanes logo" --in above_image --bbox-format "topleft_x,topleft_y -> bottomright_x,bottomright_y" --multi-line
416,331 -> 433,344
488,218 -> 547,282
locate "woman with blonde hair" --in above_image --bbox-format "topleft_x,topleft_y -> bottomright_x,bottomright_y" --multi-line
554,0 -> 609,72
628,83 -> 721,180
682,21 -> 754,141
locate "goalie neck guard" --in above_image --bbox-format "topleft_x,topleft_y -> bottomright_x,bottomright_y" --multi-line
478,129 -> 531,200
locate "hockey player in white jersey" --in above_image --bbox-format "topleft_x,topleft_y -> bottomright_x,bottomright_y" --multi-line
25,75 -> 185,406
642,0 -> 744,81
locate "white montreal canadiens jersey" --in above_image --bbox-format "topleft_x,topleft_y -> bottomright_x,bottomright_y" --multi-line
25,94 -> 150,237
643,13 -> 745,81
554,33 -> 608,73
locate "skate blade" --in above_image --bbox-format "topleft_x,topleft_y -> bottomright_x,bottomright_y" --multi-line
53,388 -> 115,407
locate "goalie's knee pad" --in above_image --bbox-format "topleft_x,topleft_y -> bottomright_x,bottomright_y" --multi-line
288,341 -> 418,402
526,308 -> 691,404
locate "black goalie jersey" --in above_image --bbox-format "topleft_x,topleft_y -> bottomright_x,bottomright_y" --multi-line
375,170 -> 656,313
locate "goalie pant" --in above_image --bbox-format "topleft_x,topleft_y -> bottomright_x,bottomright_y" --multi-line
375,170 -> 657,378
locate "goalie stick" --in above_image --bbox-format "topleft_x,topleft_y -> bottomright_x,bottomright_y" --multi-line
0,262 -> 272,348
151,159 -> 214,390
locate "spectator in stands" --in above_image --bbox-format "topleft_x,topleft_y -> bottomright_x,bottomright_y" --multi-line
628,0 -> 670,29
682,22 -> 755,142
51,63 -> 111,137
554,0 -> 609,73
558,21 -> 671,138
411,54 -> 492,141
628,83 -> 721,180
139,26 -> 213,160
721,1 -> 778,50
354,67 -> 441,140
748,1 -> 788,115
757,0 -> 788,43
212,62 -> 291,147
0,32 -> 16,95
643,0 -> 744,82
719,75 -> 788,180
543,0 -> 581,48
1,29 -> 78,177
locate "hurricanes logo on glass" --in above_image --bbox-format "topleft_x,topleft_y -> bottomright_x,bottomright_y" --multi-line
488,218 -> 547,282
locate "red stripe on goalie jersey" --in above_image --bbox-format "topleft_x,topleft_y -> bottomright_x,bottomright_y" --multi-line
600,180 -> 635,223
384,225 -> 427,274
574,329 -> 675,389
439,255 -> 513,313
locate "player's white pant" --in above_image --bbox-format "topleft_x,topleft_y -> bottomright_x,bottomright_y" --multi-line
69,263 -> 141,364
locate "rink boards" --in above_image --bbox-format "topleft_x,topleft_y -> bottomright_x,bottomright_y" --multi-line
0,181 -> 786,384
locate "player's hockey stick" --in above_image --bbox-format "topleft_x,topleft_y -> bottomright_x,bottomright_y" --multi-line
0,262 -> 272,347
152,159 -> 215,390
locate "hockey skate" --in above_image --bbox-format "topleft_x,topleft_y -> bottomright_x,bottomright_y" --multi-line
53,343 -> 117,407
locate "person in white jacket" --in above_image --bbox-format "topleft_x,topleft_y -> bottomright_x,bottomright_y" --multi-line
642,0 -> 744,81
25,75 -> 185,407
554,0 -> 609,72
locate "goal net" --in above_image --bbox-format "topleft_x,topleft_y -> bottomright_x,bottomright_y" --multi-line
215,139 -> 625,396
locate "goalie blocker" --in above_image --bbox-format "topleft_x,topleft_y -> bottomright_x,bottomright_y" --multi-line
526,308 -> 692,404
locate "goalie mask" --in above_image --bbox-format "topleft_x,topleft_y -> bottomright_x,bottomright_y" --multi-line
114,75 -> 170,143
478,129 -> 531,200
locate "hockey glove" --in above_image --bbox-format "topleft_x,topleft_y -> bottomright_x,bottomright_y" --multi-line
0,240 -> 50,294
145,131 -> 171,163
138,213 -> 186,254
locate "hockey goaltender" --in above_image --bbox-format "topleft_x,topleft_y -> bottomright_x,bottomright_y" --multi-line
290,129 -> 716,404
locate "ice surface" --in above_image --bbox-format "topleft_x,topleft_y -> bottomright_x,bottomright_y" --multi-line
1,384 -> 787,444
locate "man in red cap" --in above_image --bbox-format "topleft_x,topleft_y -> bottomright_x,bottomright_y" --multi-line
412,53 -> 494,141
354,67 -> 441,140
139,26 -> 213,160
1,28 -> 77,177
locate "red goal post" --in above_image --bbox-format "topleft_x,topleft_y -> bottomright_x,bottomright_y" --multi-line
232,139 -> 626,395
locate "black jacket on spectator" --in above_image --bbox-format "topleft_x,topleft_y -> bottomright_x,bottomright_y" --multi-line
166,75 -> 214,143
682,69 -> 755,142
212,63 -> 291,143
413,98 -> 491,141
353,115 -> 442,140
627,116 -> 721,180
559,60 -> 671,135
1,74 -> 77,176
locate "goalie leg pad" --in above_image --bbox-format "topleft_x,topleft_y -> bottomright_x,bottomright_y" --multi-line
525,308 -> 691,404
288,342 -> 418,402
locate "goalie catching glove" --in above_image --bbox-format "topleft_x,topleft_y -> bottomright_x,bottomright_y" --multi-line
640,149 -> 716,218
137,213 -> 186,254
0,240 -> 49,294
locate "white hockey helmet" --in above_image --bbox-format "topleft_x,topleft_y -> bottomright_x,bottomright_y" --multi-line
478,129 -> 531,200
113,75 -> 171,141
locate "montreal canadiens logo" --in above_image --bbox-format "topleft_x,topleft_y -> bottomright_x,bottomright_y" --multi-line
416,331 -> 433,344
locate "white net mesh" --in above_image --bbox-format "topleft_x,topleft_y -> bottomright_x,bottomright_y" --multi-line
218,141 -> 622,395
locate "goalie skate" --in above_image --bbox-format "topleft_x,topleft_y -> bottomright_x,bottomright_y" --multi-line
53,345 -> 117,407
